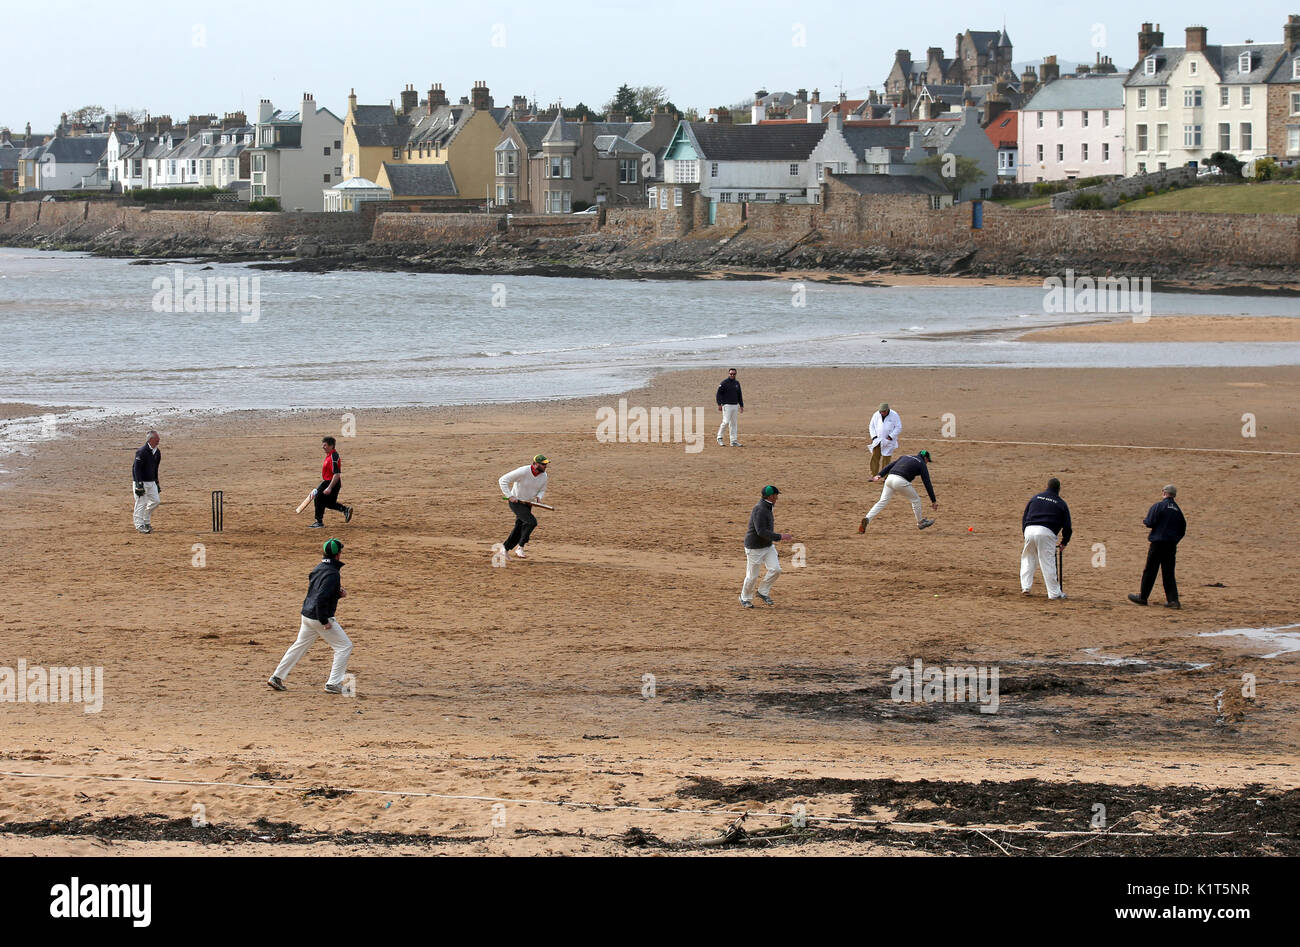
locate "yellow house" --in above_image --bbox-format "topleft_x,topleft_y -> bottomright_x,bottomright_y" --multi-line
343,82 -> 511,203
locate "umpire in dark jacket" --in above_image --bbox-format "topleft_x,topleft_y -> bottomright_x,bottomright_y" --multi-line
716,368 -> 744,446
268,538 -> 355,694
1128,485 -> 1187,609
131,430 -> 162,533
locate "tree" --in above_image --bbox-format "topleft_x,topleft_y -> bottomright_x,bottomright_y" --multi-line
570,102 -> 601,121
66,105 -> 107,126
1203,151 -> 1244,178
605,84 -> 640,120
633,85 -> 668,118
916,154 -> 986,199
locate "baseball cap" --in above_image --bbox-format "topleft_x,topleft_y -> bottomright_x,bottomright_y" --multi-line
918,449 -> 933,463
323,538 -> 344,557
879,402 -> 890,411
533,454 -> 549,466
762,485 -> 780,497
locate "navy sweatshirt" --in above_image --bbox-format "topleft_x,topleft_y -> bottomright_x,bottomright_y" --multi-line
1022,488 -> 1072,546
744,499 -> 781,549
301,559 -> 345,622
878,455 -> 936,503
132,444 -> 161,484
1144,497 -> 1186,544
716,377 -> 743,408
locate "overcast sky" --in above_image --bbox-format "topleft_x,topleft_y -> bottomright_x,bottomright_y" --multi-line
3,1 -> 1293,129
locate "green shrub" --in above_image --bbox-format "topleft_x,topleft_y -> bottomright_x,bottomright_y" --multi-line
248,197 -> 281,212
1031,181 -> 1067,197
1072,192 -> 1106,210
1117,194 -> 1128,204
1253,157 -> 1279,182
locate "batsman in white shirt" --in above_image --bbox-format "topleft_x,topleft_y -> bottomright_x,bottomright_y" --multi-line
498,454 -> 550,560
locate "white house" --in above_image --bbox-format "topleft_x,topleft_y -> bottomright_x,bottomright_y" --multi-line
1018,74 -> 1125,182
250,94 -> 346,210
660,119 -> 827,203
897,106 -> 998,200
803,112 -> 918,199
22,135 -> 108,191
1124,23 -> 1287,175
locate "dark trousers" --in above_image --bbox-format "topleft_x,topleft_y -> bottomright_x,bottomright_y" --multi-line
314,480 -> 345,521
1139,540 -> 1179,603
504,501 -> 537,550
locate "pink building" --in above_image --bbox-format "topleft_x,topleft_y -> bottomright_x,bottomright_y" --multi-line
1018,74 -> 1126,182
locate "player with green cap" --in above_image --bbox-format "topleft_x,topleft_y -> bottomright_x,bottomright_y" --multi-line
267,538 -> 354,694
740,485 -> 795,608
860,449 -> 938,532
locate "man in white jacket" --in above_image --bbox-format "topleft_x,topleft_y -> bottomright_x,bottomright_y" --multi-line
868,403 -> 901,477
498,454 -> 549,560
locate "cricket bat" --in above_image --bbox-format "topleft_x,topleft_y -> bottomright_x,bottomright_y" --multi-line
504,496 -> 554,511
296,489 -> 318,514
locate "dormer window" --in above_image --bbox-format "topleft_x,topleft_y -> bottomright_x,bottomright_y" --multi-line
1239,51 -> 1252,74
1144,56 -> 1157,76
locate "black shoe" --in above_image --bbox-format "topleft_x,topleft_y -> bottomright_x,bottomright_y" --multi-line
739,599 -> 754,609
324,683 -> 344,695
757,593 -> 774,606
266,677 -> 286,691
343,506 -> 353,523
309,521 -> 324,529
918,518 -> 935,530
1127,594 -> 1147,606
1164,601 -> 1181,609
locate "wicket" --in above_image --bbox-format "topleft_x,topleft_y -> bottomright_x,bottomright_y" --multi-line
211,490 -> 224,532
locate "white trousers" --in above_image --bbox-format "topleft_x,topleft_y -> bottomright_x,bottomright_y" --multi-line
1021,525 -> 1062,597
741,545 -> 781,600
718,404 -> 740,444
274,616 -> 353,686
132,481 -> 160,528
867,474 -> 922,524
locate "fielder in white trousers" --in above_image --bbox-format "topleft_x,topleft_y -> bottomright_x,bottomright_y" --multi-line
132,482 -> 160,530
741,545 -> 781,601
1021,525 -> 1063,598
273,616 -> 353,687
718,404 -> 740,445
867,474 -> 923,524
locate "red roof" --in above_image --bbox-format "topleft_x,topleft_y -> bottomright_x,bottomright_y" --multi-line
985,110 -> 1018,149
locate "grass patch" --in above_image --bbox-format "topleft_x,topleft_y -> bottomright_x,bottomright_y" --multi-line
1120,181 -> 1300,214
992,195 -> 1053,210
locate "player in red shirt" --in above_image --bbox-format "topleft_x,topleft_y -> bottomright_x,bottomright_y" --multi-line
311,436 -> 353,528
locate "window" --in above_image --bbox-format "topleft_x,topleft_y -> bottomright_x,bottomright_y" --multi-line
204,160 -> 212,174
619,158 -> 637,184
753,192 -> 765,201
674,187 -> 683,207
1292,92 -> 1300,115
1137,90 -> 1147,108
1184,88 -> 1201,108
1239,51 -> 1252,74
334,167 -> 342,177
719,192 -> 732,202
1241,87 -> 1252,107
1144,56 -> 1157,76
1219,123 -> 1232,150
1136,124 -> 1148,151
1220,86 -> 1230,107
323,146 -> 330,156
1289,126 -> 1300,154
1157,124 -> 1168,152
1158,88 -> 1168,108
1102,143 -> 1110,161
711,162 -> 719,178
1183,124 -> 1202,147
1057,111 -> 1064,127
1241,123 -> 1252,151
1036,144 -> 1044,161
1082,111 -> 1090,127
737,192 -> 750,202
1103,111 -> 1110,127
334,140 -> 342,150
496,185 -> 506,204
322,173 -> 330,183
1081,143 -> 1089,161
928,195 -> 943,209
1158,162 -> 1166,171
1189,60 -> 1198,76
647,186 -> 656,208
789,163 -> 799,175
392,148 -> 400,159
1037,111 -> 1044,127
1138,161 -> 1147,173
495,151 -> 517,175
544,190 -> 571,213
1056,144 -> 1064,161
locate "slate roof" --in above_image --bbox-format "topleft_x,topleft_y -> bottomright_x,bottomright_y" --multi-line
594,134 -> 649,155
841,125 -> 914,153
1211,44 -> 1286,84
1023,74 -> 1125,109
351,104 -> 411,148
685,122 -> 827,161
832,173 -> 949,195
381,162 -> 457,196
27,135 -> 108,164
967,30 -> 1004,57
0,148 -> 19,172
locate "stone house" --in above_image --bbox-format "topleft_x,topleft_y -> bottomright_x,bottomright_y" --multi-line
1265,15 -> 1300,162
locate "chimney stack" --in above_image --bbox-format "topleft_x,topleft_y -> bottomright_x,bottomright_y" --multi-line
1284,13 -> 1300,50
1138,22 -> 1165,59
1040,55 -> 1060,83
471,81 -> 492,110
258,99 -> 275,124
511,94 -> 528,118
400,84 -> 419,114
751,90 -> 768,124
428,83 -> 449,109
795,88 -> 808,102
708,107 -> 733,125
1186,25 -> 1207,53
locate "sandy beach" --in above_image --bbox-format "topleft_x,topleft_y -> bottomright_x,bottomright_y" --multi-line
1020,315 -> 1300,343
1,364 -> 1298,855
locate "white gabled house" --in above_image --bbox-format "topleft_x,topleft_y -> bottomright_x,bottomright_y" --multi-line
659,118 -> 827,206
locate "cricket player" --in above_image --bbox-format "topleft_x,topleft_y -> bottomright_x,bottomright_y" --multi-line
860,449 -> 937,532
267,538 -> 353,694
499,454 -> 549,560
741,485 -> 793,608
1128,484 -> 1187,609
1021,478 -> 1072,600
868,403 -> 901,477
716,368 -> 744,447
131,430 -> 162,533
310,436 -> 353,529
